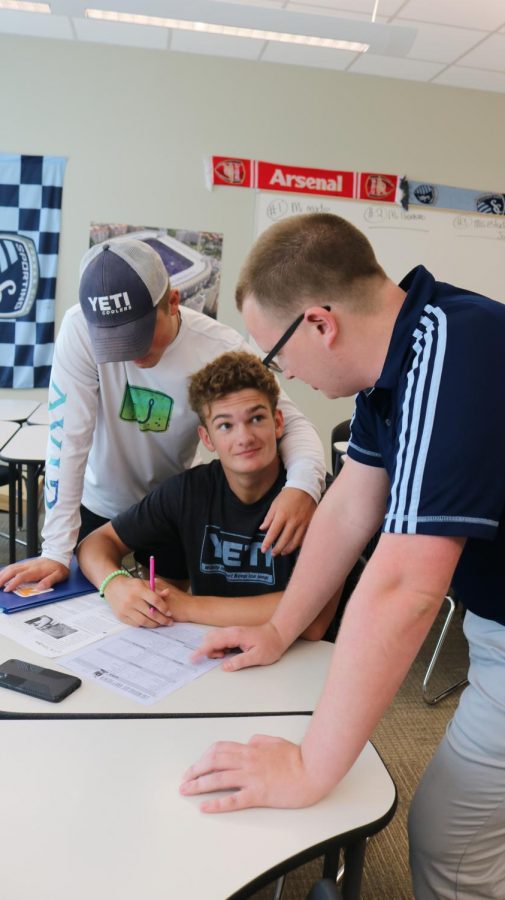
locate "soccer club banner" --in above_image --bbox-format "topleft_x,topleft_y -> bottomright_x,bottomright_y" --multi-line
0,153 -> 66,388
206,156 -> 401,203
400,177 -> 505,215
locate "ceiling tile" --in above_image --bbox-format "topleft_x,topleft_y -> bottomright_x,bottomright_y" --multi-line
286,3 -> 388,23
456,33 -> 505,71
0,10 -> 73,39
73,18 -> 169,48
396,0 -> 505,31
261,40 -> 358,68
287,3 -> 367,17
209,0 -> 285,6
434,65 -> 505,93
285,0 -> 404,14
170,29 -> 263,60
400,20 -> 488,63
349,52 -> 445,81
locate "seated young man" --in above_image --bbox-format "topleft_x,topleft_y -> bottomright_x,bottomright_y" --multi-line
77,352 -> 339,639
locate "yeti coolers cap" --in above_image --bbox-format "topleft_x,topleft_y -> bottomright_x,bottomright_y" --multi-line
79,238 -> 169,363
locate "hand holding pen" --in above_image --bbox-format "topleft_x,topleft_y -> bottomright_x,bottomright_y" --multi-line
100,562 -> 173,628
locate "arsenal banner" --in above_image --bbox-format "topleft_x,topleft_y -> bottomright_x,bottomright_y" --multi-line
0,154 -> 66,388
207,157 -> 505,219
206,156 -> 400,203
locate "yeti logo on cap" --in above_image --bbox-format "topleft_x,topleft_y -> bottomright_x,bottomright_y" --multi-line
87,292 -> 133,317
0,234 -> 39,319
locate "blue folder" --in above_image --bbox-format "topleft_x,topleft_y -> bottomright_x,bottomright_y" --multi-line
0,557 -> 96,614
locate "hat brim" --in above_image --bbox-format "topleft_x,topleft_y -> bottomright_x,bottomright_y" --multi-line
86,308 -> 157,364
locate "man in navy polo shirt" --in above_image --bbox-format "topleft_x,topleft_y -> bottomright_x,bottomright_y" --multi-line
180,213 -> 505,900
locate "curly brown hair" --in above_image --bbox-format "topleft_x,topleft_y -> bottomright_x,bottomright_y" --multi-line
188,351 -> 280,423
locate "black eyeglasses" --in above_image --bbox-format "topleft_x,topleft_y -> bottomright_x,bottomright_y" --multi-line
262,306 -> 331,373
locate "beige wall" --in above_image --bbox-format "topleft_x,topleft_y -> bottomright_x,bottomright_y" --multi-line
1,34 -> 504,466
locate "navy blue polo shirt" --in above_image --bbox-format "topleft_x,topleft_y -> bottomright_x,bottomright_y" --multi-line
347,265 -> 505,625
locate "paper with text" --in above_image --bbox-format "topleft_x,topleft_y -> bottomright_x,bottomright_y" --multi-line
0,593 -> 125,657
60,623 -> 221,705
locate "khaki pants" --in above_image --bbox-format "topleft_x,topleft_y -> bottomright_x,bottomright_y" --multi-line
409,612 -> 505,899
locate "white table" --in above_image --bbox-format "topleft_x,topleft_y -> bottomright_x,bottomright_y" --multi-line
27,400 -> 49,425
0,716 -> 396,900
0,398 -> 40,423
0,420 -> 19,450
0,627 -> 334,716
0,423 -> 48,561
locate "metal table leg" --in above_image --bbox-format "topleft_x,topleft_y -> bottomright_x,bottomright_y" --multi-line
24,462 -> 41,558
8,462 -> 17,563
341,838 -> 366,900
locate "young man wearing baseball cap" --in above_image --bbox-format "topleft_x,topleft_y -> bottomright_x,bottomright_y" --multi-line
0,238 -> 326,593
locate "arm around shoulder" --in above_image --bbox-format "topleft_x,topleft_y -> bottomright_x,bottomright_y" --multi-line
275,387 -> 327,503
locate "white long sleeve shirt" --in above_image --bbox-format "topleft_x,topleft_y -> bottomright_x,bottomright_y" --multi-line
42,305 -> 326,567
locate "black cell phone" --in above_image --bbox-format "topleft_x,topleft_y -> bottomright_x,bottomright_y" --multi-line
0,659 -> 81,703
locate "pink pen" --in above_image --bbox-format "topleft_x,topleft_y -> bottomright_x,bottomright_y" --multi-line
149,555 -> 155,591
148,556 -> 155,614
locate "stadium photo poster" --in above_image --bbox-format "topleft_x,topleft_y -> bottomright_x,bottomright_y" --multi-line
89,223 -> 223,319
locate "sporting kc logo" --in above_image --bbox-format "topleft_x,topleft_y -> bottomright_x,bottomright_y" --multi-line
475,194 -> 505,216
413,184 -> 437,205
0,233 -> 39,318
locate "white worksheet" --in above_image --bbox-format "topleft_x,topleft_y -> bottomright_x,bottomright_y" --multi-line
0,593 -> 126,657
60,622 -> 222,704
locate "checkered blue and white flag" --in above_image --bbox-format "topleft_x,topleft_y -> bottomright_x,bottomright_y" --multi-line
0,153 -> 66,388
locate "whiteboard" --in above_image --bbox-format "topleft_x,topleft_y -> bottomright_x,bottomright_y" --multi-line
255,192 -> 505,303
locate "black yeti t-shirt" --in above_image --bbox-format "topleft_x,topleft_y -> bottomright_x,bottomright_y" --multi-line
113,460 -> 297,596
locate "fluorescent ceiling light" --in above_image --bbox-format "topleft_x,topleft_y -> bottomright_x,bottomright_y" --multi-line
85,9 -> 369,52
84,2 -> 416,57
0,1 -> 50,10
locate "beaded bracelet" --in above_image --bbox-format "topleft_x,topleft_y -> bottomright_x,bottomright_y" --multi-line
99,568 -> 133,598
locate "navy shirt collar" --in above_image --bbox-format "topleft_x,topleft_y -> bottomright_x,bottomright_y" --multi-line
372,265 -> 436,392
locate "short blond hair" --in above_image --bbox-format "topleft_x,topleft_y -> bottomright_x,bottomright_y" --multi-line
236,212 -> 386,318
188,351 -> 280,423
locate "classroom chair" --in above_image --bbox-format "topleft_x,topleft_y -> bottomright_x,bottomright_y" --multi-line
306,880 -> 343,900
331,419 -> 351,477
272,874 -> 343,900
422,592 -> 468,705
0,463 -> 25,547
